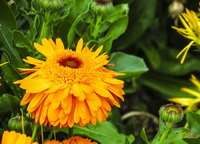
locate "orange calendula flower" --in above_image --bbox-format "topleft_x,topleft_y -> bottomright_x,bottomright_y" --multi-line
62,136 -> 98,144
44,136 -> 98,144
14,38 -> 125,127
44,140 -> 61,144
1,130 -> 38,144
169,74 -> 200,112
172,8 -> 200,64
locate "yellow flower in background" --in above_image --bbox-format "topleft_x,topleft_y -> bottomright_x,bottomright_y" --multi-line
44,136 -> 98,144
0,61 -> 9,86
14,38 -> 125,128
1,130 -> 38,144
170,75 -> 200,112
172,8 -> 200,64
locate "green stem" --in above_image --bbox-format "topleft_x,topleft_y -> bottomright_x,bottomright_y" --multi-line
93,14 -> 102,39
39,12 -> 50,41
158,122 -> 173,144
68,127 -> 74,138
31,123 -> 39,143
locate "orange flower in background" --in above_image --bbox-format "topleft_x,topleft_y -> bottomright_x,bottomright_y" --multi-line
1,130 -> 38,144
63,136 -> 98,144
44,136 -> 98,144
14,38 -> 125,127
44,140 -> 61,144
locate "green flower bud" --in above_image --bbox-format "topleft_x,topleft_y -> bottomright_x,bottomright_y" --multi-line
8,115 -> 29,132
159,103 -> 184,123
90,0 -> 113,15
35,0 -> 64,12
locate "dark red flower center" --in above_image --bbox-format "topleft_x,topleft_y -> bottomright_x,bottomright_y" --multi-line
58,57 -> 83,68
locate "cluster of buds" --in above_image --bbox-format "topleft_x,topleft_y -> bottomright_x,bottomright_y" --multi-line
159,103 -> 184,123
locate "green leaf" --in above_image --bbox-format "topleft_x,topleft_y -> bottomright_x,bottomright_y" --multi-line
57,121 -> 134,144
113,0 -> 157,50
140,72 -> 196,99
12,30 -> 33,53
108,52 -> 148,80
163,128 -> 188,144
67,0 -> 91,47
0,93 -> 20,114
104,4 -> 129,23
102,17 -> 128,52
186,111 -> 200,136
184,136 -> 200,144
139,42 -> 161,69
156,48 -> 200,76
1,54 -> 23,97
140,128 -> 150,144
0,0 -> 23,68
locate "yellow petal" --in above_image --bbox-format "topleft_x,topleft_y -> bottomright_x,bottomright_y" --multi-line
76,38 -> 83,52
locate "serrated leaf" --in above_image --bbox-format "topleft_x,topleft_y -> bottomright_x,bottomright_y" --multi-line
108,52 -> 148,80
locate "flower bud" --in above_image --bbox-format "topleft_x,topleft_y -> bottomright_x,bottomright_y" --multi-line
90,0 -> 113,15
35,0 -> 64,12
8,115 -> 29,132
168,0 -> 184,18
159,103 -> 184,123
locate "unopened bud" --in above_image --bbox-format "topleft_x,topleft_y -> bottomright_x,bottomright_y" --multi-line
8,115 -> 29,132
90,0 -> 113,15
168,0 -> 184,18
159,103 -> 184,123
35,0 -> 64,12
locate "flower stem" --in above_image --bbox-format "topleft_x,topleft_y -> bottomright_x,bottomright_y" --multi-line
54,127 -> 57,140
39,12 -> 50,41
158,122 -> 173,144
41,125 -> 44,144
20,109 -> 25,134
93,14 -> 102,39
68,127 -> 74,138
32,123 -> 39,142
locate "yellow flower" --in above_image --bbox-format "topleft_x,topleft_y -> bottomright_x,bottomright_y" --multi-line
169,75 -> 200,112
172,8 -> 200,64
44,136 -> 98,144
14,38 -> 125,128
1,130 -> 38,144
0,61 -> 9,86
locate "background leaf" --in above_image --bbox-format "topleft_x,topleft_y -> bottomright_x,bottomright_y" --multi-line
57,121 -> 135,144
0,93 -> 20,114
108,52 -> 149,80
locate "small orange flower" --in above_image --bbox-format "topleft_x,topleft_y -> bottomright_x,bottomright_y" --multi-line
63,136 -> 98,144
1,130 -> 38,144
14,38 -> 125,127
44,140 -> 61,144
44,136 -> 98,144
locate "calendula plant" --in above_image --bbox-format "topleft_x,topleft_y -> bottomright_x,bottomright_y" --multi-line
0,0 -> 200,143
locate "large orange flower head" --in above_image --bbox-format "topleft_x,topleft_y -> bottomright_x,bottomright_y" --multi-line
44,136 -> 98,144
14,38 -> 125,127
1,131 -> 38,144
